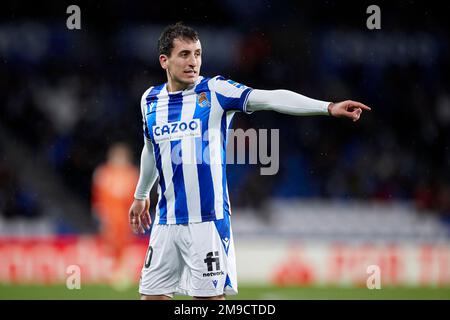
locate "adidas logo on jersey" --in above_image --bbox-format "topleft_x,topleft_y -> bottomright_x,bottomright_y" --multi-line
153,119 -> 201,143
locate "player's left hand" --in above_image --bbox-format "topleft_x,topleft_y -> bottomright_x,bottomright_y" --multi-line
328,100 -> 371,122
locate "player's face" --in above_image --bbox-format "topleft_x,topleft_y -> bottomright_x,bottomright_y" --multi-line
160,38 -> 202,90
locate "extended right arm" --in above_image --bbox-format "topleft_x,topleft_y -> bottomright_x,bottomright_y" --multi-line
246,89 -> 370,121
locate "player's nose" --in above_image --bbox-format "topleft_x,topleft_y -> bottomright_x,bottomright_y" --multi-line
188,54 -> 197,67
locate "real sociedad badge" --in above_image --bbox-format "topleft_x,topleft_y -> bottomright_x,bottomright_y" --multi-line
197,92 -> 211,108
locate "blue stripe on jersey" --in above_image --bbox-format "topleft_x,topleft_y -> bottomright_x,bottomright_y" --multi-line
215,88 -> 252,112
143,119 -> 151,140
167,92 -> 189,224
220,113 -> 230,217
195,76 -> 210,92
145,84 -> 168,223
194,81 -> 216,221
145,84 -> 165,142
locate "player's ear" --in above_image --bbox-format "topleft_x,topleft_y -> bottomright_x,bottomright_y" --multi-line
159,54 -> 169,70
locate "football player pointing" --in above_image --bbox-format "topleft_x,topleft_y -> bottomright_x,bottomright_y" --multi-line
129,22 -> 370,300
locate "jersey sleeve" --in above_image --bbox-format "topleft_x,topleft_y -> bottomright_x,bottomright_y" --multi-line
209,76 -> 253,113
246,89 -> 330,115
140,87 -> 153,141
134,139 -> 158,200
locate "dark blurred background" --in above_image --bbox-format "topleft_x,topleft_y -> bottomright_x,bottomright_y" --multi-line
1,0 -> 449,234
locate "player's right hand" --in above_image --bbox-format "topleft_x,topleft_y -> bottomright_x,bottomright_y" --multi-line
129,198 -> 151,234
328,100 -> 371,122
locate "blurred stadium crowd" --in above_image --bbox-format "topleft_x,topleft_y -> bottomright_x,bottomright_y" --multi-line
1,1 -> 449,230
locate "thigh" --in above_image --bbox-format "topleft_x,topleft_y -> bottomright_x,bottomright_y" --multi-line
139,224 -> 182,296
178,216 -> 238,297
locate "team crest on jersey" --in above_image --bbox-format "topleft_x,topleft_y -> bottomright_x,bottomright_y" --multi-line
197,92 -> 211,108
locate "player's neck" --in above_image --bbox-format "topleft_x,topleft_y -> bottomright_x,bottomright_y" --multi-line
166,79 -> 189,93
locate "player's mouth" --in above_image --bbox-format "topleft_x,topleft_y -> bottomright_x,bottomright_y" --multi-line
184,70 -> 197,77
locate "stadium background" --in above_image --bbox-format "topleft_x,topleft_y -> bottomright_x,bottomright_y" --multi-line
1,0 -> 450,299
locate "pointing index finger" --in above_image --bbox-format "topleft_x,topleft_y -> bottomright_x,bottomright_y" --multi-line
350,101 -> 371,111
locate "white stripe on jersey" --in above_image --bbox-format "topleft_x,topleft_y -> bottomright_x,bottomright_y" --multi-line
208,91 -> 225,221
180,91 -> 202,222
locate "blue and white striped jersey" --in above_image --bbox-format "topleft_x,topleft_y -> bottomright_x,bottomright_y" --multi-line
140,76 -> 252,225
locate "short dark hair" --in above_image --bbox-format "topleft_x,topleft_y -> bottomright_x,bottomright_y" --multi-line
158,22 -> 199,56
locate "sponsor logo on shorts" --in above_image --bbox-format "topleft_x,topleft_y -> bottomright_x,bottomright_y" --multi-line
203,251 -> 222,277
204,251 -> 220,271
203,271 -> 225,277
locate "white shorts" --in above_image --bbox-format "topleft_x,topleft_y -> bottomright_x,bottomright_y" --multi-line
139,214 -> 238,297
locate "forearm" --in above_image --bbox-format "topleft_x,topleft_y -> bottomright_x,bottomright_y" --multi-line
134,140 -> 158,200
247,89 -> 331,116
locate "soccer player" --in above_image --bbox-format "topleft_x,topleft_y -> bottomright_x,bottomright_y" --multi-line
128,22 -> 370,300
